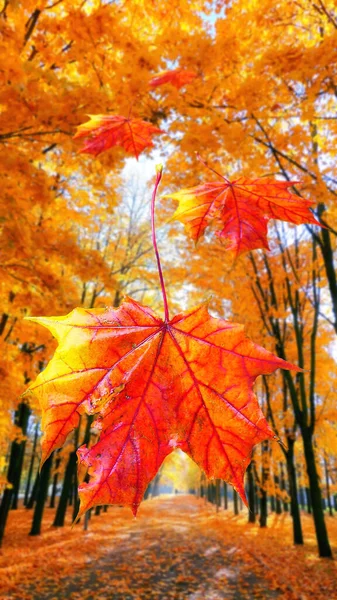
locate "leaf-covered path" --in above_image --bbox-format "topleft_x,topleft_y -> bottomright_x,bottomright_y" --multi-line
1,496 -> 336,599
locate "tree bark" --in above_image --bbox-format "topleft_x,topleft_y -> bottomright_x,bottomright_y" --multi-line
11,403 -> 31,509
49,451 -> 61,509
324,456 -> 333,517
24,421 -> 39,507
233,490 -> 239,515
29,454 -> 53,536
285,440 -> 303,545
223,482 -> 228,510
53,451 -> 77,527
215,480 -> 220,512
247,462 -> 256,523
26,468 -> 39,509
0,402 -> 30,546
302,430 -> 332,557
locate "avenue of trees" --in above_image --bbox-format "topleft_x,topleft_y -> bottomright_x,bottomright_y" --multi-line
0,0 -> 336,559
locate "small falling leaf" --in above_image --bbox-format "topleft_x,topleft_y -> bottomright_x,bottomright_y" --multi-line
74,114 -> 162,159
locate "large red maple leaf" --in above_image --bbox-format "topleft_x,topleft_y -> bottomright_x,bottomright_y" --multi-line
74,115 -> 162,159
167,176 -> 322,255
150,68 -> 197,90
27,297 -> 299,516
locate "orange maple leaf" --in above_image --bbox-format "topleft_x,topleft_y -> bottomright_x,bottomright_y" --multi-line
167,175 -> 322,255
26,297 -> 299,515
150,68 -> 197,89
74,115 -> 162,159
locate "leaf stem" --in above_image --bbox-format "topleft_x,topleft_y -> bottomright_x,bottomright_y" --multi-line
151,165 -> 169,322
196,152 -> 231,185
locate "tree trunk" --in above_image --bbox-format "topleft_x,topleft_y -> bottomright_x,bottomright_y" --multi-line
49,451 -> 61,509
223,482 -> 228,510
302,430 -> 332,557
270,495 -> 275,512
280,463 -> 289,512
53,451 -> 77,527
11,403 -> 31,509
29,454 -> 53,536
215,480 -> 220,512
233,490 -> 239,515
24,421 -> 39,507
247,463 -> 256,523
324,456 -> 333,517
26,468 -> 39,509
274,475 -> 282,514
143,484 -> 152,500
259,488 -> 267,528
0,402 -> 30,546
285,440 -> 303,545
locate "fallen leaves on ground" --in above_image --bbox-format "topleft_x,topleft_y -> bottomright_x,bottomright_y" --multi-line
0,496 -> 336,599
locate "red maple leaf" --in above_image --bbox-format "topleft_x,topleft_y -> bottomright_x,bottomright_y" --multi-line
73,114 -> 162,159
167,175 -> 322,255
150,68 -> 197,89
26,297 -> 299,516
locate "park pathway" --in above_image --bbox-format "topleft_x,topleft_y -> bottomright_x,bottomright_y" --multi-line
1,495 -> 280,600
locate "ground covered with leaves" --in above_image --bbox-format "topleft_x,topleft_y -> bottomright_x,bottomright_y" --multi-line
0,496 -> 336,599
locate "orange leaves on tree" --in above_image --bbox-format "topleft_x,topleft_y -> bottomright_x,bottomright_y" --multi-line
150,68 -> 197,89
74,115 -> 162,159
26,297 -> 299,516
167,169 -> 322,255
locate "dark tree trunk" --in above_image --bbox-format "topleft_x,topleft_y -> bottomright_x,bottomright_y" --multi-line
302,430 -> 332,557
223,482 -> 228,510
211,482 -> 216,505
259,488 -> 267,528
233,490 -> 239,515
274,474 -> 282,514
254,485 -> 259,513
247,463 -> 256,523
11,403 -> 31,509
215,480 -> 220,512
95,506 -> 101,516
259,441 -> 269,528
143,484 -> 152,500
53,451 -> 77,527
29,454 -> 53,536
200,477 -> 204,499
151,472 -> 161,498
26,468 -> 39,509
0,402 -> 30,546
24,421 -> 39,507
49,451 -> 61,509
280,463 -> 289,512
72,469 -> 80,522
285,439 -> 303,545
324,457 -> 333,517
270,495 -> 276,512
317,217 -> 337,333
84,509 -> 91,531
